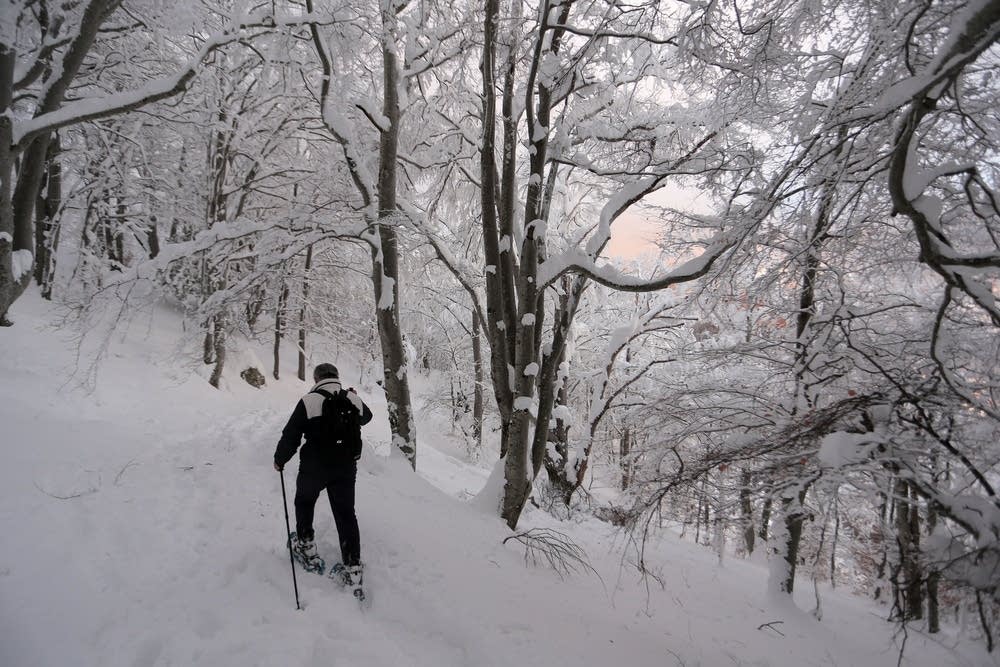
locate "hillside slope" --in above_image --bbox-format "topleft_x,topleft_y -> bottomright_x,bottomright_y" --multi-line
0,289 -> 989,667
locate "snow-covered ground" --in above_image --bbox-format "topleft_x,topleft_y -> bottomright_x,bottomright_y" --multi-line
0,288 -> 991,667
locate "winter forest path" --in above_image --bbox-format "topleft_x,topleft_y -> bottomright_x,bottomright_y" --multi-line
0,292 -> 669,667
0,290 -> 988,667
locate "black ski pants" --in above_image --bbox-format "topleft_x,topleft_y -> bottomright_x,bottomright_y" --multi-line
294,465 -> 360,566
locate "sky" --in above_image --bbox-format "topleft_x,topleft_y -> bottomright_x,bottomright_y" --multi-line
603,183 -> 710,260
604,213 -> 663,259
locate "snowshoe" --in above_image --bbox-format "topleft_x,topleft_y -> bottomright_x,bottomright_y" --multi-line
346,564 -> 365,603
328,562 -> 351,587
288,532 -> 325,575
329,562 -> 365,603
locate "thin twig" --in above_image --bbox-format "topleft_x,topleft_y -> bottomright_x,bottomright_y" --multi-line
757,621 -> 785,636
114,458 -> 138,485
503,528 -> 603,585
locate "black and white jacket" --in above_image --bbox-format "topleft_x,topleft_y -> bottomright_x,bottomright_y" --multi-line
274,378 -> 373,471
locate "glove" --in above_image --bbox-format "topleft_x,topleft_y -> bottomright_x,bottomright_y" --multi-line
274,461 -> 283,472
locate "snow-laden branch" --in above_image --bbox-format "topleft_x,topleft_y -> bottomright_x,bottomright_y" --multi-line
536,126 -> 729,290
887,75 -> 1000,323
929,288 -> 1000,424
547,23 -> 677,46
902,462 -> 1000,543
12,13 -> 75,91
355,99 -> 391,133
111,214 -> 363,285
400,22 -> 473,79
539,229 -> 736,292
12,11 -> 333,148
587,298 -> 685,430
397,200 -> 487,328
849,0 -> 1000,123
325,103 -> 377,215
305,0 -> 377,216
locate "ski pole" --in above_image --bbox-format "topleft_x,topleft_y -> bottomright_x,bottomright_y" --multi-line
279,469 -> 301,610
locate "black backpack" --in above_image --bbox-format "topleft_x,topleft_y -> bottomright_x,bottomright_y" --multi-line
313,388 -> 362,459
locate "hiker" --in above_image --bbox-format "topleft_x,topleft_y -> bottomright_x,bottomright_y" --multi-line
274,363 -> 372,577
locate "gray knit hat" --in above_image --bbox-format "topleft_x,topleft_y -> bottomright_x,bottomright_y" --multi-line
313,363 -> 339,382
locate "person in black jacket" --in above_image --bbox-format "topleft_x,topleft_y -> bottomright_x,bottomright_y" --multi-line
274,363 -> 372,573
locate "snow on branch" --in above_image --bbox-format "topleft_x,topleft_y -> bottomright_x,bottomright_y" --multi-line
103,215 -> 357,289
394,198 -> 488,328
533,124 -> 732,292
856,0 -> 1000,121
539,230 -> 736,292
12,11 -> 333,148
355,99 -> 391,133
305,1 -> 377,213
887,72 -> 1000,323
546,23 -> 677,46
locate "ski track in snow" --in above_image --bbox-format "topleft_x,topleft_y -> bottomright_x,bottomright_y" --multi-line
0,288 -> 990,667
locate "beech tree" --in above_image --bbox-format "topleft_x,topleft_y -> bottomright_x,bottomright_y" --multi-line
301,0 -> 475,466
463,0 -> 753,528
0,1 -> 328,324
609,0 -> 1000,643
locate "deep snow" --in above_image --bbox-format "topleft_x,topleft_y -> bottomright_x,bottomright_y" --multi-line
0,288 -> 991,667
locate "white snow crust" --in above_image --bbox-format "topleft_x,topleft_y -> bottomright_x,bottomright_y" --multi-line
0,288 -> 986,667
11,249 -> 33,281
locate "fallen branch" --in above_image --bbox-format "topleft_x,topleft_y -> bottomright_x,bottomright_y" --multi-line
757,620 -> 785,636
503,527 -> 601,582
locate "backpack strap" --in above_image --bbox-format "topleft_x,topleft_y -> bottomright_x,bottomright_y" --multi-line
314,387 -> 355,406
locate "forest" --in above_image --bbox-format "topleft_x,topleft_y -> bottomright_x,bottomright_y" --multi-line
1,0 -> 998,654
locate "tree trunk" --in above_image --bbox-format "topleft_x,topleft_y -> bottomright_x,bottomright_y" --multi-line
298,244 -> 312,382
472,312 -> 484,451
1,0 -> 117,321
905,482 -> 922,620
927,497 -> 940,633
0,43 -> 17,325
11,132 -> 53,283
543,363 -> 575,506
112,198 -> 126,269
759,497 -> 773,542
537,275 -> 582,496
273,282 -> 288,380
771,147 -> 838,593
554,381 -> 572,504
146,215 -> 160,259
976,592 -> 994,653
694,476 -> 705,545
499,0 -> 574,531
373,4 -> 416,468
873,481 -> 891,602
208,311 -> 227,388
620,426 -> 631,491
770,487 -> 809,595
34,134 -> 61,296
203,319 -> 215,365
782,495 -> 807,593
893,478 -> 923,620
702,482 -> 712,546
830,491 -> 840,588
740,469 -> 756,555
479,0 -> 514,458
